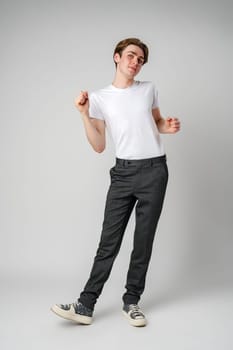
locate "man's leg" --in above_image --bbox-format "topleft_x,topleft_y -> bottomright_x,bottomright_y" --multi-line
122,159 -> 169,305
78,166 -> 137,310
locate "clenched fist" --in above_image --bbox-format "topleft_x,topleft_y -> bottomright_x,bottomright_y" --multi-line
164,117 -> 181,133
74,90 -> 89,114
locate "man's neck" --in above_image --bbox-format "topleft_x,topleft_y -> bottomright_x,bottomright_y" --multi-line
112,76 -> 135,89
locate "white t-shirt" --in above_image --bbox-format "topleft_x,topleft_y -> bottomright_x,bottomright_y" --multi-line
89,80 -> 165,160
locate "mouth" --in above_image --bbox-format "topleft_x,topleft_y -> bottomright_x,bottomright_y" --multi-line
128,66 -> 137,72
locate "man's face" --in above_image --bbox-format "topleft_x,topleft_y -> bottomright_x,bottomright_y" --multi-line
114,44 -> 145,78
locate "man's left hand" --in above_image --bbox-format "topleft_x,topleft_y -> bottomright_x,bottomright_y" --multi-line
164,117 -> 181,133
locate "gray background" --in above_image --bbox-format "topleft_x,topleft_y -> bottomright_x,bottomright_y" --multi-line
1,0 -> 232,349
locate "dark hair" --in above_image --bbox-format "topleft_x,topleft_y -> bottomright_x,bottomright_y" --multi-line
113,38 -> 149,67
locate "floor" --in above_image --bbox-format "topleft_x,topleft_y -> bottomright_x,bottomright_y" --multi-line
1,277 -> 232,350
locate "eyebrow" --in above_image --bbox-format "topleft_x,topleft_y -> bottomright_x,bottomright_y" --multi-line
126,50 -> 144,60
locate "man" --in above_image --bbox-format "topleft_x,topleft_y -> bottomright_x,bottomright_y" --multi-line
51,38 -> 180,327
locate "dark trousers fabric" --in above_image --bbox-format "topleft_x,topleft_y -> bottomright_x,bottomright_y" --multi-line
78,154 -> 169,310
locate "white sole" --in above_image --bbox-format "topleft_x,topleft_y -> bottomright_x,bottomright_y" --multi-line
122,310 -> 147,327
51,304 -> 92,325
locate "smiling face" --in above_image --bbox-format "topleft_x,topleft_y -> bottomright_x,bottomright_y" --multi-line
114,44 -> 145,78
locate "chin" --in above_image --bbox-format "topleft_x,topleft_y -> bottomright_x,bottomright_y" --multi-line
129,72 -> 138,78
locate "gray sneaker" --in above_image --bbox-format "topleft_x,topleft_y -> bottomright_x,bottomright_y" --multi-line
122,304 -> 147,327
51,301 -> 93,325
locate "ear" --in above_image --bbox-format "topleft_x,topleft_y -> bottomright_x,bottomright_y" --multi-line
113,53 -> 120,64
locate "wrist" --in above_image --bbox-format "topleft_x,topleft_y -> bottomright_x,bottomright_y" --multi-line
81,111 -> 90,119
157,118 -> 166,133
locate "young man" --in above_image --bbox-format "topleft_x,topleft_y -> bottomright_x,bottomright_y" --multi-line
51,38 -> 180,327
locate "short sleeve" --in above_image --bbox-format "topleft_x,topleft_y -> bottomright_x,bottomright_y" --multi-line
89,92 -> 104,120
152,84 -> 159,109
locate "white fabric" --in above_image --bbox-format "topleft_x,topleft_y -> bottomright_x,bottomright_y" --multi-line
89,80 -> 165,160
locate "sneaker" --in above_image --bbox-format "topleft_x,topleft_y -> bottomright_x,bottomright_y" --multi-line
51,301 -> 93,325
122,304 -> 147,327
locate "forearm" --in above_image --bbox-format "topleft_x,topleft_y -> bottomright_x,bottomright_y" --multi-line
81,112 -> 105,153
156,117 -> 167,133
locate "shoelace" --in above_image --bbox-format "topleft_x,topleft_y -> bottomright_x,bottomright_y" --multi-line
59,303 -> 73,311
129,304 -> 144,318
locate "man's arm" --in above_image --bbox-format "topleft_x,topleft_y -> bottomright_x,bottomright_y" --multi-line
152,107 -> 180,134
83,115 -> 106,153
75,91 -> 106,153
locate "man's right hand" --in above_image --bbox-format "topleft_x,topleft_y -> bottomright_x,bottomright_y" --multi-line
74,90 -> 89,115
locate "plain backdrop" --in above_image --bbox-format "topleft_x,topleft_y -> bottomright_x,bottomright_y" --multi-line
0,0 -> 232,349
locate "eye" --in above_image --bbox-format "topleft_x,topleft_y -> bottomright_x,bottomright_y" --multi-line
128,54 -> 134,59
138,58 -> 144,65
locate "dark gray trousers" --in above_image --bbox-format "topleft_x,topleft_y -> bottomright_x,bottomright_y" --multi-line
78,154 -> 168,310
